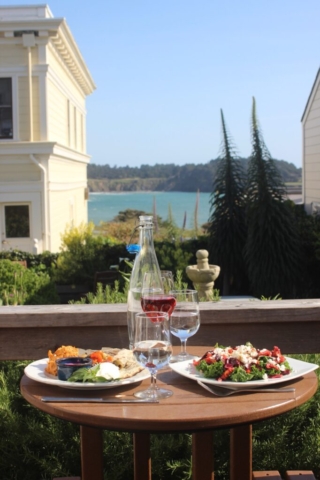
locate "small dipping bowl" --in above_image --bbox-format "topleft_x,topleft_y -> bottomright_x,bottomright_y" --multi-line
56,357 -> 93,381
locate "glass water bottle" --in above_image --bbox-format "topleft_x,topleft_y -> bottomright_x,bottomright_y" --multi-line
126,215 -> 162,349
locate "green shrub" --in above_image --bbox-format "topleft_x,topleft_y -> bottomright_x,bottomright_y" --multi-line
154,236 -> 210,286
155,241 -> 192,285
52,224 -> 211,293
53,223 -> 128,289
0,361 -> 82,479
53,223 -> 110,287
0,260 -> 59,305
0,249 -> 59,273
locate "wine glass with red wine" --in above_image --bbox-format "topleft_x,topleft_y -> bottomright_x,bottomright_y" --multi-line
141,272 -> 177,318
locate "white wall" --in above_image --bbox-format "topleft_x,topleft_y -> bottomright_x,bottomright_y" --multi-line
303,79 -> 320,213
47,156 -> 88,252
47,45 -> 87,153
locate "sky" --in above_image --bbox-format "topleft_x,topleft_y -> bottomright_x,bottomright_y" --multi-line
4,1 -> 320,168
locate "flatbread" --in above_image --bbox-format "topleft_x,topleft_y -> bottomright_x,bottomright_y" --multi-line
112,349 -> 135,368
112,348 -> 144,378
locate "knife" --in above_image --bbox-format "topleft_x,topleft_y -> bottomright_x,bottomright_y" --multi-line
41,396 -> 159,403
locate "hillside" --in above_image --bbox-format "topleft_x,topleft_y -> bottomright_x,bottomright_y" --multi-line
87,158 -> 302,193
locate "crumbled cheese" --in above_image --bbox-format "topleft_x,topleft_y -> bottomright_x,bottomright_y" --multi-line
97,362 -> 120,380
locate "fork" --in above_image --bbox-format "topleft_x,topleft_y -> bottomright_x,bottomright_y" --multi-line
197,380 -> 295,397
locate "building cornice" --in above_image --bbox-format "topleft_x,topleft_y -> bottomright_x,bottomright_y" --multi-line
51,21 -> 96,96
0,18 -> 61,32
52,144 -> 91,164
0,141 -> 91,164
0,18 -> 96,96
0,141 -> 57,155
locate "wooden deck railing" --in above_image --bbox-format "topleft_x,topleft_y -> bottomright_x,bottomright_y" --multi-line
1,298 -> 320,360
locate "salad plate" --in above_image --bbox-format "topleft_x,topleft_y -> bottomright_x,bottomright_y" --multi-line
170,357 -> 318,389
24,358 -> 150,390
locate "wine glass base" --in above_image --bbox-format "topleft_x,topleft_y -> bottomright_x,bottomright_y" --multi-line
170,353 -> 197,363
134,387 -> 173,400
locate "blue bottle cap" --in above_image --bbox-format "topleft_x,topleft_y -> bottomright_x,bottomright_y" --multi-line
126,244 -> 141,254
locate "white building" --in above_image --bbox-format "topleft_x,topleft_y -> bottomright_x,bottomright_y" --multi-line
0,4 -> 95,253
301,67 -> 320,215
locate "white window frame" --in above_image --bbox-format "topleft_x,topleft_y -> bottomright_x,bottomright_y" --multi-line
4,203 -> 31,239
0,73 -> 18,142
0,77 -> 13,140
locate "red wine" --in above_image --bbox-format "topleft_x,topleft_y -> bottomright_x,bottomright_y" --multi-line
141,295 -> 176,318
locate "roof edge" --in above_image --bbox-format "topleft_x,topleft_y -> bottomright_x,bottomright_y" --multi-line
301,67 -> 320,123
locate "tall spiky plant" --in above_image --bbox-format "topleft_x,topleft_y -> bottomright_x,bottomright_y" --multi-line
244,97 -> 300,298
208,109 -> 247,294
166,204 -> 179,241
153,196 -> 158,233
194,189 -> 200,237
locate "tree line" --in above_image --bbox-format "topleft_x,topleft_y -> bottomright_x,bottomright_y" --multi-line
87,157 -> 301,193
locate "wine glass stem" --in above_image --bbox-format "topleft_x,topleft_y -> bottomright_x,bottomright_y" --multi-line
150,372 -> 158,396
180,339 -> 187,356
151,372 -> 156,387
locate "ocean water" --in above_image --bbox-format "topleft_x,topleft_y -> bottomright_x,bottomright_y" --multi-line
88,191 -> 212,228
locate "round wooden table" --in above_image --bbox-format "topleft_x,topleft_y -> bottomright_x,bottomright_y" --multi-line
20,346 -> 318,480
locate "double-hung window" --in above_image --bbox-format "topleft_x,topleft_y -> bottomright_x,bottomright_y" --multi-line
0,78 -> 13,139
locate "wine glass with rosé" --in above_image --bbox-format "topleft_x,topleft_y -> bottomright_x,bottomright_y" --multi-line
133,312 -> 173,400
141,272 -> 177,319
169,289 -> 200,362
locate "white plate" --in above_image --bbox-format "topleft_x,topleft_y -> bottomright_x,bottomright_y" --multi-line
170,357 -> 319,389
24,358 -> 150,390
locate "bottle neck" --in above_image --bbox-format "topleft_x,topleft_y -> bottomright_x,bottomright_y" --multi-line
139,225 -> 154,249
128,220 -> 161,293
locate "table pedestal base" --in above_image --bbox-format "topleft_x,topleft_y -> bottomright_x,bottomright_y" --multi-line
134,433 -> 151,480
192,431 -> 214,479
230,424 -> 252,480
80,426 -> 104,480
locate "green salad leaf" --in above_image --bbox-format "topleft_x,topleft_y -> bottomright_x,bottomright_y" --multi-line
229,365 -> 264,382
197,360 -> 224,379
67,365 -> 119,383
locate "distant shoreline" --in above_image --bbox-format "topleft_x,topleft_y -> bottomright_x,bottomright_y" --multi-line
89,187 -> 302,194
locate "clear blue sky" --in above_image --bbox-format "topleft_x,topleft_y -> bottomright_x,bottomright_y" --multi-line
4,1 -> 320,168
